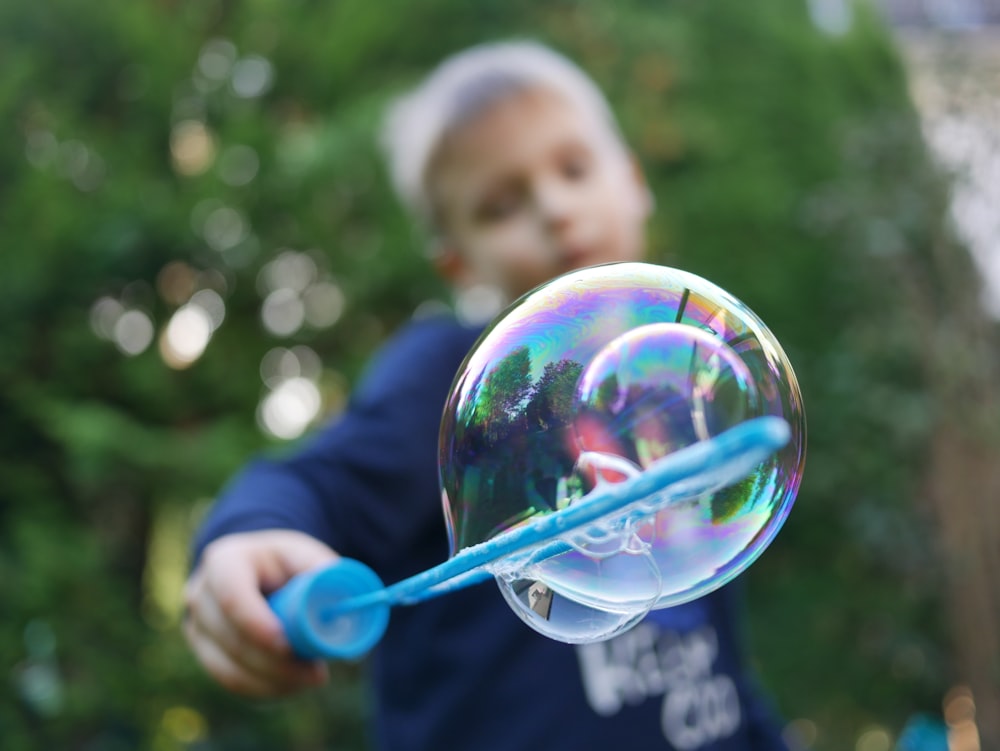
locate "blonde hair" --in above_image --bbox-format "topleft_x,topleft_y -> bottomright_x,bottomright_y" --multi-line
380,40 -> 626,226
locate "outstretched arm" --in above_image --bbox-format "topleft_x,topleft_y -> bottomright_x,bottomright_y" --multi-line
182,317 -> 480,697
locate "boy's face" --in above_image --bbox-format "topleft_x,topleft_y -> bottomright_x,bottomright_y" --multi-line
427,86 -> 650,301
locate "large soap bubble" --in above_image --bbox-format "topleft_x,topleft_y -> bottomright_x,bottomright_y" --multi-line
439,262 -> 805,643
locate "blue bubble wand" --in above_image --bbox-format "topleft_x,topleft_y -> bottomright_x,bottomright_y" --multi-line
269,415 -> 790,660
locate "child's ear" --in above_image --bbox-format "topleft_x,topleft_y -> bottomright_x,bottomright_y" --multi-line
629,153 -> 656,217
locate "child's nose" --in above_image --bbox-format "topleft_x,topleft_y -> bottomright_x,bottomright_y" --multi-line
534,177 -> 580,231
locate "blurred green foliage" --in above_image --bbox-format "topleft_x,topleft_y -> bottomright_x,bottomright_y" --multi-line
0,0 -> 986,749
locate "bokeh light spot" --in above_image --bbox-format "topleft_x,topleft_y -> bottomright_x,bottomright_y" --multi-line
291,345 -> 322,380
90,296 -> 124,339
261,288 -> 305,337
258,250 -> 317,294
71,152 -> 105,192
51,139 -> 105,192
156,261 -> 197,306
808,0 -> 853,35
259,345 -> 323,387
25,130 -> 58,169
455,283 -> 505,326
202,206 -> 247,251
231,55 -> 274,98
57,140 -> 89,180
197,268 -> 230,296
113,310 -> 154,356
260,347 -> 299,386
161,706 -> 207,744
160,305 -> 214,369
258,377 -> 322,440
170,120 -> 216,176
218,144 -> 260,186
783,718 -> 818,749
303,281 -> 345,328
855,726 -> 892,751
190,289 -> 225,330
197,38 -> 237,82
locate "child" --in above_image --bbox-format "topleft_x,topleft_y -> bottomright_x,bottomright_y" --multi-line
184,41 -> 791,751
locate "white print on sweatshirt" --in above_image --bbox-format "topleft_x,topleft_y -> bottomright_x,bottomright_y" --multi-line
577,624 -> 741,749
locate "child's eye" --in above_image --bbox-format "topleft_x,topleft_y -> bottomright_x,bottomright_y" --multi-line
560,153 -> 590,181
476,192 -> 521,223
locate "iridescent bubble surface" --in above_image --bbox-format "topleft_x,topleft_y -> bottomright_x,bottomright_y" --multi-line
574,323 -> 759,471
439,262 -> 805,642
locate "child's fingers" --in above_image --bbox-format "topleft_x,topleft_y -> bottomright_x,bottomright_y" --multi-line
184,588 -> 327,695
198,537 -> 291,652
183,616 -> 274,696
193,586 -> 278,667
186,620 -> 321,697
193,587 -> 326,687
271,533 -> 340,578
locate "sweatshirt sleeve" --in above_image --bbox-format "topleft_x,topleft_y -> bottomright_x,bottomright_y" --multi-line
190,316 -> 480,583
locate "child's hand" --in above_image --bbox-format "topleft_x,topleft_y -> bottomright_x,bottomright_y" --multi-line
183,529 -> 338,697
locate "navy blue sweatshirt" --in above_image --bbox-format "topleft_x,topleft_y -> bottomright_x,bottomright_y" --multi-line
194,315 -> 790,751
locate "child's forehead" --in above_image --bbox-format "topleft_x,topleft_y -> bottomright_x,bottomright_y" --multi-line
430,86 -> 615,176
